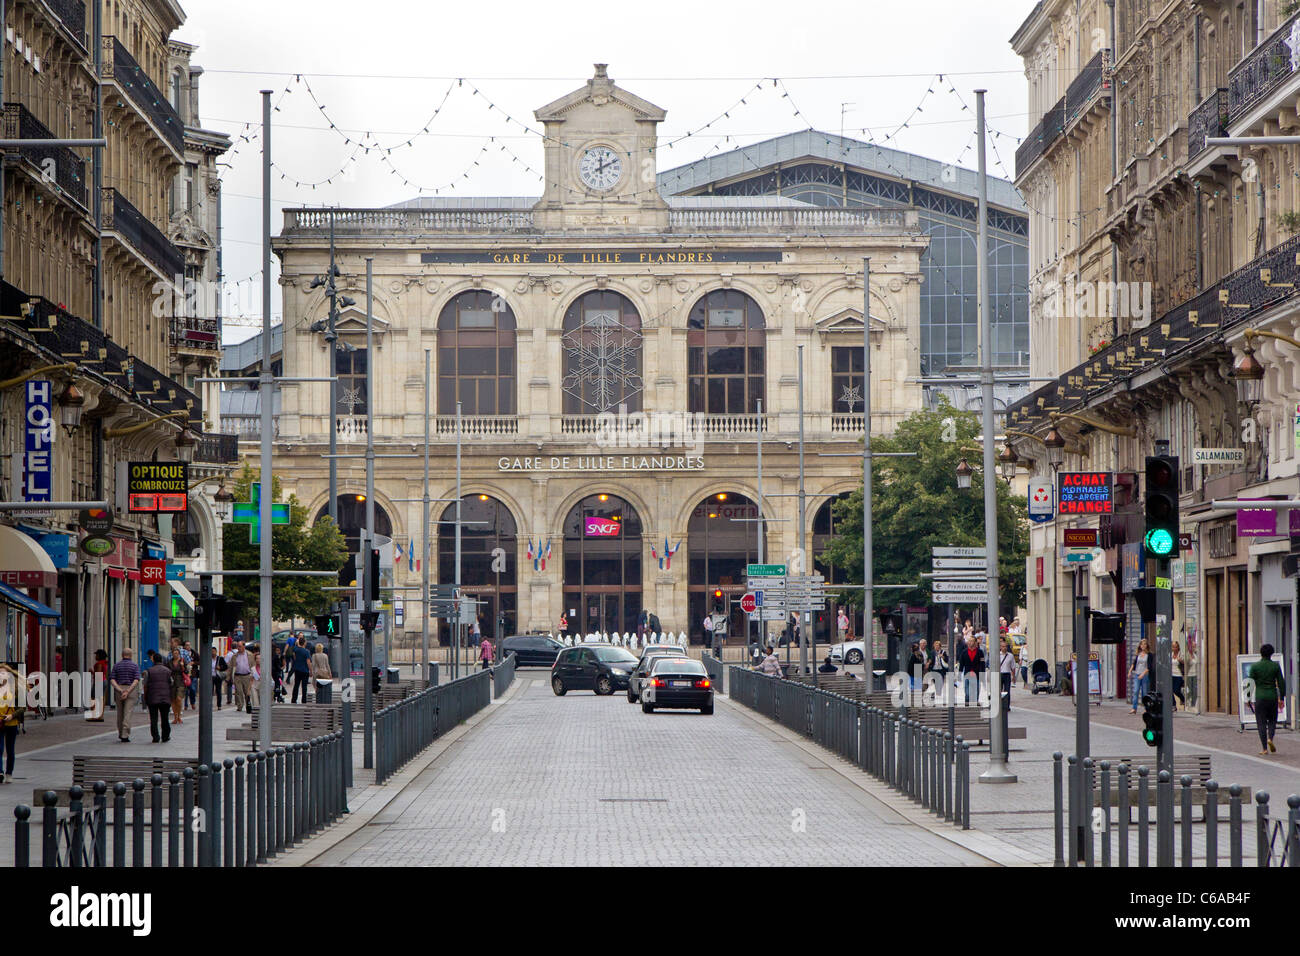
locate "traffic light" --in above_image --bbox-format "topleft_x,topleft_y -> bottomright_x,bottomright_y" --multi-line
359,610 -> 380,631
314,613 -> 341,637
1140,691 -> 1163,747
365,548 -> 381,603
1143,455 -> 1180,558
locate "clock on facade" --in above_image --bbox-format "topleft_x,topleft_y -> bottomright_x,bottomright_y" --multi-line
578,145 -> 623,192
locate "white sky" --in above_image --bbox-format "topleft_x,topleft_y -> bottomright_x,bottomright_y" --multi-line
174,0 -> 1035,345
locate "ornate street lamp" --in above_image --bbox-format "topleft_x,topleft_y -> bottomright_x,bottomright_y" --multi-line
955,457 -> 973,491
1043,427 -> 1066,469
57,381 -> 85,436
213,481 -> 235,523
1232,344 -> 1265,408
998,442 -> 1019,481
174,427 -> 196,463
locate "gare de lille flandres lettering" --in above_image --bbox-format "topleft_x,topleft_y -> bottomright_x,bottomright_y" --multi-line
498,455 -> 706,472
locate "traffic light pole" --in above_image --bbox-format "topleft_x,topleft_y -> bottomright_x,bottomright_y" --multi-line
338,601 -> 352,788
362,257 -> 376,771
1071,568 -> 1090,863
197,574 -> 214,769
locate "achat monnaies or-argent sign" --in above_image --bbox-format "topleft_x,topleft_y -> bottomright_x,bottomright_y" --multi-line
498,455 -> 704,472
1058,472 -> 1113,515
1192,447 -> 1245,465
422,249 -> 782,265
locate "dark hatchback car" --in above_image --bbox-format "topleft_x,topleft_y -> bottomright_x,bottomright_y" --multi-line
641,657 -> 714,714
501,634 -> 565,667
626,649 -> 693,703
551,643 -> 639,696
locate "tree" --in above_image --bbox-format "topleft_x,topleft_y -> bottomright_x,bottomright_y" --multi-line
221,462 -> 349,629
820,399 -> 1029,618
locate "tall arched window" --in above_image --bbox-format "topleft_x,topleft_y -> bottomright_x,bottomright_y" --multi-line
561,290 -> 643,414
814,493 -> 859,644
687,492 -> 765,644
563,494 -> 643,635
687,290 -> 765,414
315,495 -> 393,587
437,291 -> 516,415
437,495 -> 517,643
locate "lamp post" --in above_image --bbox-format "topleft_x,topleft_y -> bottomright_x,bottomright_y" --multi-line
1232,344 -> 1265,407
57,382 -> 85,436
998,443 -> 1019,481
174,428 -> 196,464
955,457 -> 974,491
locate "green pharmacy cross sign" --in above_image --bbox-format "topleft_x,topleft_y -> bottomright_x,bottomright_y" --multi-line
231,483 -> 290,544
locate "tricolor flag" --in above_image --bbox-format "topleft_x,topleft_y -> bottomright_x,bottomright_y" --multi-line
410,537 -> 417,572
394,541 -> 405,565
650,538 -> 681,570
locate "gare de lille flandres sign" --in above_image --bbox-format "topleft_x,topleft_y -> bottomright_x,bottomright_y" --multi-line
498,455 -> 704,472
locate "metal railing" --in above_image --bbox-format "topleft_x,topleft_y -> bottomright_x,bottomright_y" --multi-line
374,670 -> 491,784
12,732 -> 348,867
1064,50 -> 1108,124
702,653 -> 726,694
103,187 -> 185,279
44,0 -> 87,48
3,103 -> 88,209
1053,753 -> 1300,868
493,652 -> 517,698
194,431 -> 240,464
103,36 -> 184,154
1187,87 -> 1229,162
170,316 -> 220,352
728,667 -> 969,829
1227,10 -> 1300,123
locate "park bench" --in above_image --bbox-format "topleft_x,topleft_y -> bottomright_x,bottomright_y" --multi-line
225,704 -> 343,749
35,755 -> 198,807
1087,753 -> 1246,819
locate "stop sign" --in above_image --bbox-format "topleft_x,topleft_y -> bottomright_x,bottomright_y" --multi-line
740,592 -> 757,613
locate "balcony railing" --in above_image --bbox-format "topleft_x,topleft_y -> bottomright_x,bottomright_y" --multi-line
223,415 -> 277,439
434,415 -> 518,437
194,432 -> 239,464
103,187 -> 185,279
43,0 -> 87,48
103,37 -> 184,154
666,207 -> 916,232
337,415 -> 367,443
1015,97 -> 1065,179
1188,88 -> 1229,162
170,316 -> 220,352
1227,10 -> 1300,124
1064,50 -> 1109,124
3,103 -> 88,209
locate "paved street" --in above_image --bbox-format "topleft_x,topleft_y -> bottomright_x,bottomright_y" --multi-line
308,671 -> 993,867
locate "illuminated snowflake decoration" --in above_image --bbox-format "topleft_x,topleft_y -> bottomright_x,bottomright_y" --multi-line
338,384 -> 364,414
838,383 -> 862,413
561,312 -> 643,413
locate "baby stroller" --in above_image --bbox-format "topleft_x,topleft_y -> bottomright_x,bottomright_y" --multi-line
1030,658 -> 1054,694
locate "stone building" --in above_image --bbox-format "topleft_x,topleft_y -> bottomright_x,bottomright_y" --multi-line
1008,0 -> 1300,717
267,66 -> 1027,647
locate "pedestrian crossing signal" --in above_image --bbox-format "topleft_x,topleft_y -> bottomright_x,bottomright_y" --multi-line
315,614 -> 340,637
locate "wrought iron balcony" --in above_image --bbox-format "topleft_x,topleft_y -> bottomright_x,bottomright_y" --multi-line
102,36 -> 184,154
103,187 -> 185,279
1188,88 -> 1229,162
1227,10 -> 1300,124
170,316 -> 220,352
2,103 -> 88,209
1064,50 -> 1109,125
193,432 -> 239,464
1015,97 -> 1065,179
42,0 -> 87,48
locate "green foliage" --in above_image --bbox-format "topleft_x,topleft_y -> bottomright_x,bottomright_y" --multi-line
1277,210 -> 1300,235
819,400 -> 1029,616
220,462 -> 349,627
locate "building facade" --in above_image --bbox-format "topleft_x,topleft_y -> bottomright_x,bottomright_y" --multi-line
1009,0 -> 1300,718
0,0 -> 235,678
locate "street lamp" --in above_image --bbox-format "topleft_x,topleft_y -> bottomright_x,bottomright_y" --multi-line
997,442 -> 1019,481
1044,427 -> 1067,469
57,382 -> 85,436
213,482 -> 235,523
955,457 -> 974,491
174,428 -> 196,463
1232,344 -> 1265,408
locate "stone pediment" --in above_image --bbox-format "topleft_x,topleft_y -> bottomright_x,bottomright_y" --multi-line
534,64 -> 666,123
815,308 -> 886,337
334,306 -> 390,337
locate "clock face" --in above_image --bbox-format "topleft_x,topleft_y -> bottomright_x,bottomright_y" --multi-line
579,146 -> 623,192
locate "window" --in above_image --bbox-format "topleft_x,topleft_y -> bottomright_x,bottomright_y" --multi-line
335,348 -> 367,415
687,290 -> 765,414
437,291 -> 516,415
831,347 -> 864,412
562,291 -> 643,414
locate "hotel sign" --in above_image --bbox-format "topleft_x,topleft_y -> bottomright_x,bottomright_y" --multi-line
24,379 -> 53,518
422,249 -> 783,265
499,455 -> 704,472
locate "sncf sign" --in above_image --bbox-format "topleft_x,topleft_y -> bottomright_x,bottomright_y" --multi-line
584,517 -> 622,537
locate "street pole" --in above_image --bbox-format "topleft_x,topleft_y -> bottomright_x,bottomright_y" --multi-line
362,257 -> 375,769
1072,567 -> 1090,861
197,574 -> 214,768
975,89 -> 1014,784
422,349 -> 431,683
338,598 -> 352,787
798,344 -> 808,681
327,211 -> 338,525
863,257 -> 873,686
756,396 -> 763,656
454,401 -> 463,680
257,90 -> 273,752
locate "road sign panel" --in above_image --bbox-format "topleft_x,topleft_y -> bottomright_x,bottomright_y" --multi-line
932,546 -> 983,558
1065,552 -> 1096,563
931,579 -> 987,595
747,564 -> 787,576
929,569 -> 984,580
749,608 -> 787,622
740,592 -> 757,613
932,557 -> 988,570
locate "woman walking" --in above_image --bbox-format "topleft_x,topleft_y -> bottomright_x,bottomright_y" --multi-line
479,635 -> 494,670
184,652 -> 199,711
168,649 -> 187,725
310,642 -> 332,699
0,664 -> 25,783
1129,638 -> 1151,713
211,646 -> 226,710
1171,641 -> 1187,710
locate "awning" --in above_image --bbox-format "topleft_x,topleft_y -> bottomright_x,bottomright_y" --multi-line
0,580 -> 60,625
0,524 -> 57,588
169,579 -> 196,611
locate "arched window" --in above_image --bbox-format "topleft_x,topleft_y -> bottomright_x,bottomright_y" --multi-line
687,492 -> 765,644
814,493 -> 859,644
561,291 -> 643,414
687,290 -> 765,414
315,495 -> 393,587
437,495 -> 517,644
437,291 -> 516,415
562,494 -> 643,635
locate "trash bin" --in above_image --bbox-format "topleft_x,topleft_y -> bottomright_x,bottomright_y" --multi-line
386,666 -> 400,684
315,678 -> 333,704
425,662 -> 439,686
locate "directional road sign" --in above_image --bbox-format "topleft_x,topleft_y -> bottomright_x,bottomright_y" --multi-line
932,557 -> 989,570
931,579 -> 987,596
932,546 -> 983,559
747,564 -> 787,577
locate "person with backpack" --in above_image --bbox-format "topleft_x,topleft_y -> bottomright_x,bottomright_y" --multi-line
648,610 -> 662,638
1248,644 -> 1287,755
0,663 -> 26,783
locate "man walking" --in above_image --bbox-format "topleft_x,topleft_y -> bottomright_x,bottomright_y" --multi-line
290,636 -> 312,704
1248,643 -> 1287,755
229,641 -> 255,714
109,647 -> 141,742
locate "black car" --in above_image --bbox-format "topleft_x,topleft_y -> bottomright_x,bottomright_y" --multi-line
627,649 -> 693,703
551,643 -> 638,696
641,657 -> 714,714
501,634 -> 565,667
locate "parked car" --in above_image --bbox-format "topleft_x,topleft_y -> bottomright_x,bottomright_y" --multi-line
501,634 -> 565,667
829,641 -> 866,665
627,649 -> 692,703
641,657 -> 714,714
639,642 -> 685,658
551,643 -> 638,696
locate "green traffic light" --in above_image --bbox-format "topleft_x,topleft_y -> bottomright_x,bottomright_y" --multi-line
1143,729 -> 1155,742
1144,527 -> 1175,557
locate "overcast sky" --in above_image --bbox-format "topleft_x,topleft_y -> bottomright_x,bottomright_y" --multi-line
175,0 -> 1034,344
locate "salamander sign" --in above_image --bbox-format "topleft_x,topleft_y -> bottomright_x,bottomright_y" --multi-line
126,462 -> 189,513
1058,472 -> 1113,515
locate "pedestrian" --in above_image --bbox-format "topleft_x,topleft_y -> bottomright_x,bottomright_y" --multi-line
224,644 -> 236,705
1018,644 -> 1031,689
110,647 -> 142,742
310,642 -> 332,699
479,635 -> 494,670
702,611 -> 714,648
290,636 -> 312,703
229,641 -> 255,714
272,642 -> 286,702
250,651 -> 262,708
648,610 -> 662,639
998,638 -> 1016,710
211,647 -> 226,710
818,654 -> 838,674
0,663 -> 25,783
184,652 -> 199,710
143,651 -> 173,744
1171,641 -> 1187,711
754,645 -> 782,678
958,634 -> 985,704
908,641 -> 927,691
1248,643 -> 1286,755
637,608 -> 649,642
90,649 -> 109,721
168,649 -> 187,725
1128,638 -> 1151,714
928,639 -> 949,680
837,607 -> 849,642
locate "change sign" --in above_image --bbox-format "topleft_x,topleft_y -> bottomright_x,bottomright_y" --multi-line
126,462 -> 189,513
1058,472 -> 1113,515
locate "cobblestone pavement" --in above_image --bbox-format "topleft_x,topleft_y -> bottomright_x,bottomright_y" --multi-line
314,674 -> 993,867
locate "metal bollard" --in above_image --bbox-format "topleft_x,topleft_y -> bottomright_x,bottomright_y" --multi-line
1288,795 -> 1300,868
1180,775 -> 1193,867
255,751 -> 266,864
69,786 -> 84,869
1157,769 -> 1173,867
1117,763 -> 1130,868
1137,766 -> 1150,868
959,741 -> 971,830
182,769 -> 194,867
132,778 -> 146,867
284,742 -> 297,847
14,805 -> 30,867
41,791 -> 58,867
1099,761 -> 1111,867
150,773 -> 164,868
234,758 -> 245,868
1053,752 -> 1064,867
167,773 -> 180,868
1255,792 -> 1270,869
196,766 -> 210,867
209,762 -> 223,867
223,760 -> 235,867
1205,781 -> 1219,867
1082,758 -> 1094,868
248,753 -> 259,866
942,732 -> 953,823
275,747 -> 286,853
112,782 -> 127,868
93,781 -> 108,868
1229,784 -> 1243,868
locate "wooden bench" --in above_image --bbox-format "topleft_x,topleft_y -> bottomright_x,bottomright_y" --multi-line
226,704 -> 343,749
36,756 -> 198,807
1087,753 -> 1247,818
